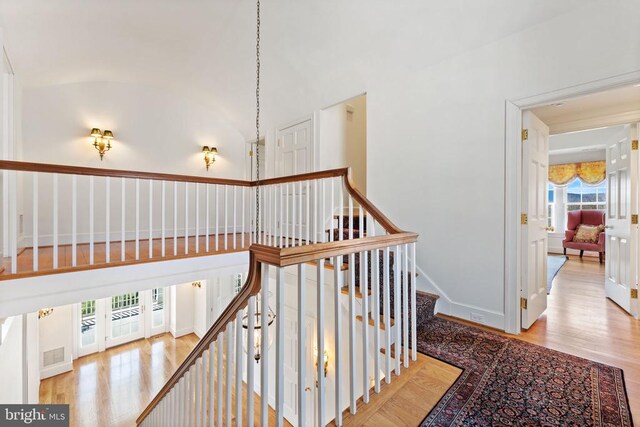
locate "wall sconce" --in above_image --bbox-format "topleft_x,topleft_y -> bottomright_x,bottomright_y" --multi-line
315,348 -> 329,378
38,308 -> 54,319
191,281 -> 202,288
90,128 -> 114,160
202,146 -> 217,170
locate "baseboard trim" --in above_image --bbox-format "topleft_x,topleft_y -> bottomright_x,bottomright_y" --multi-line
414,264 -> 504,330
40,361 -> 73,380
171,326 -> 194,338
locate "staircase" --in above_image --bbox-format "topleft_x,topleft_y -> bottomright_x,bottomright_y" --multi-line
0,160 -> 425,427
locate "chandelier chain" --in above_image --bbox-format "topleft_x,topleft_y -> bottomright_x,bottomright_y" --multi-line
255,0 -> 261,238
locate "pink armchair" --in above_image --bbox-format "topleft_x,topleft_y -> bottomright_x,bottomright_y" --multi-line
562,210 -> 606,263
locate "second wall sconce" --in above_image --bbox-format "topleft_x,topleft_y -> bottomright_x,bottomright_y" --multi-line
90,128 -> 114,160
202,146 -> 217,170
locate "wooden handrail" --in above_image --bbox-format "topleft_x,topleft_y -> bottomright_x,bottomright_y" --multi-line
135,232 -> 418,425
0,161 -> 405,234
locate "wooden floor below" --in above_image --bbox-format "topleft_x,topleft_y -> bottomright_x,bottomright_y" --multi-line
2,233 -> 251,279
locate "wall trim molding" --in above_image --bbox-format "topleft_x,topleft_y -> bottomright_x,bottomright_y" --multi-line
40,361 -> 73,380
171,326 -> 194,339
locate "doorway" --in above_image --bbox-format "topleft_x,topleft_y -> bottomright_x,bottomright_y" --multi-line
507,79 -> 640,333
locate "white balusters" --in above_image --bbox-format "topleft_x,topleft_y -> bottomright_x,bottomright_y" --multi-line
233,186 -> 237,250
195,183 -> 200,254
52,173 -> 58,269
149,180 -> 153,258
208,342 -> 215,427
298,181 -> 303,246
260,265 -> 269,426
106,177 -> 110,263
32,174 -> 38,272
184,182 -> 189,255
321,180 -> 326,244
313,180 -> 318,244
205,185 -> 210,253
72,175 -> 78,267
161,181 -> 166,257
122,177 -> 126,262
338,178 -> 343,242
89,175 -> 94,265
275,266 -> 285,427
297,264 -> 306,426
305,180 -> 310,244
317,259 -> 326,427
225,325 -> 232,427
246,295 -> 256,427
329,179 -> 334,243
173,182 -> 178,257
361,247 -> 370,403
216,334 -> 223,427
383,246 -> 391,383
348,251 -> 357,413
224,185 -> 228,251
403,244 -> 410,368
394,244 -> 402,375
333,254 -> 343,425
372,247 -> 381,393
235,312 -> 243,427
292,183 -> 297,247
195,358 -> 202,427
136,178 -> 140,260
215,185 -> 219,252
411,243 -> 417,361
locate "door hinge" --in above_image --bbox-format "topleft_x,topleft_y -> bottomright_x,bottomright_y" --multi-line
520,297 -> 528,309
632,214 -> 638,225
521,129 -> 528,141
632,288 -> 638,299
249,150 -> 253,157
632,140 -> 638,151
521,213 -> 528,225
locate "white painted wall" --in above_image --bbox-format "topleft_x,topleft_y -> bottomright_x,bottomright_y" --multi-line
38,305 -> 74,379
319,95 -> 367,194
25,312 -> 39,403
0,316 -> 25,403
362,2 -> 640,329
171,282 -> 196,338
193,282 -> 208,338
17,81 -> 248,246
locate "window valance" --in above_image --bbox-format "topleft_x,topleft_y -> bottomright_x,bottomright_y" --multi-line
548,160 -> 606,186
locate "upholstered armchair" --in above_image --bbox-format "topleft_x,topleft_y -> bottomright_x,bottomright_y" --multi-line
562,210 -> 606,263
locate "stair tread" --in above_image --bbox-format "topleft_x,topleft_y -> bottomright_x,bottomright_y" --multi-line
340,286 -> 372,299
355,314 -> 395,330
416,290 -> 440,300
305,260 -> 349,271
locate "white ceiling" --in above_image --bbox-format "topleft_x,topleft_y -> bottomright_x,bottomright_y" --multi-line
531,84 -> 640,133
0,0 -> 592,137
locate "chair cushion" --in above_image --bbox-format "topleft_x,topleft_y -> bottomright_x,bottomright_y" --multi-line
573,224 -> 604,243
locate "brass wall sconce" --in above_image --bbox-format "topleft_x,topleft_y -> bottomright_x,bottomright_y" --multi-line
315,349 -> 329,378
90,128 -> 114,160
202,146 -> 217,170
192,281 -> 202,288
38,308 -> 54,319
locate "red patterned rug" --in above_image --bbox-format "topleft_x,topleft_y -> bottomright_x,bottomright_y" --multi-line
418,317 -> 633,426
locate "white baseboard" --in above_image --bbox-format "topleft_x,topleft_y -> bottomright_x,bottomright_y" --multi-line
171,326 -> 194,338
414,264 -> 505,330
40,361 -> 73,380
194,327 -> 206,339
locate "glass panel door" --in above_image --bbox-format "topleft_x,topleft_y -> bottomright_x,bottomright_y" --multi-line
78,300 -> 99,356
149,288 -> 167,336
106,292 -> 144,348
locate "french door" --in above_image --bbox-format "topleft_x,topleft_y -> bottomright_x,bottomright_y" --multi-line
77,287 -> 169,357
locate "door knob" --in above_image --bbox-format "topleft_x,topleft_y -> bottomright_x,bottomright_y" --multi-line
604,225 -> 613,229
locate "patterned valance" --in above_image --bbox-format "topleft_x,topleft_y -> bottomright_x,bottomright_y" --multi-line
548,161 -> 606,186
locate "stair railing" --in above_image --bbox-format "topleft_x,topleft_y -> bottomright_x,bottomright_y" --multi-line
136,169 -> 419,427
0,162 -> 383,279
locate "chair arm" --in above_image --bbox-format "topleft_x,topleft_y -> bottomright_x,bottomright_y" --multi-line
598,231 -> 605,246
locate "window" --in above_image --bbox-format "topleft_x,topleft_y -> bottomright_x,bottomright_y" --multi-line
566,179 -> 606,212
547,183 -> 555,228
151,288 -> 165,328
80,300 -> 97,347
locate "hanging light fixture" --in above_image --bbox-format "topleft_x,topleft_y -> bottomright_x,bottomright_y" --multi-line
242,292 -> 275,362
240,0 -> 275,364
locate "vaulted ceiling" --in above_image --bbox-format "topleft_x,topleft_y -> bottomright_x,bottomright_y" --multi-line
0,0 -> 591,136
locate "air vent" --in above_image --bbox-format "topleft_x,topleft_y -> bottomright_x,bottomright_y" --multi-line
43,347 -> 64,367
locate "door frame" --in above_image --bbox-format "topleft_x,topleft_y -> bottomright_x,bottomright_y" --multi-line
275,114 -> 318,177
504,70 -> 640,334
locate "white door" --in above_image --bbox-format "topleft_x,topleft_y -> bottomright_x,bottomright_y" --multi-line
277,119 -> 313,177
521,111 -> 550,329
604,124 -> 638,316
106,291 -> 145,348
277,119 -> 313,243
148,288 -> 169,337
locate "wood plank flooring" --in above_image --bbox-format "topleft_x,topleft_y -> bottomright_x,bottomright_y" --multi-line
443,256 -> 640,422
40,332 -> 293,427
1,234 -> 251,279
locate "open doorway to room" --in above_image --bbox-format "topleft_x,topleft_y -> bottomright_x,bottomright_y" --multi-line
520,84 -> 640,331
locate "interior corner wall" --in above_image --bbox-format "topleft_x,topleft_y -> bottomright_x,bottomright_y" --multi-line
319,95 -> 367,194
365,2 -> 640,329
0,316 -> 25,403
38,305 -> 74,379
171,282 -> 196,338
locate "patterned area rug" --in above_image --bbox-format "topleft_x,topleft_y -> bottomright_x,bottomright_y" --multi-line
418,317 -> 633,426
